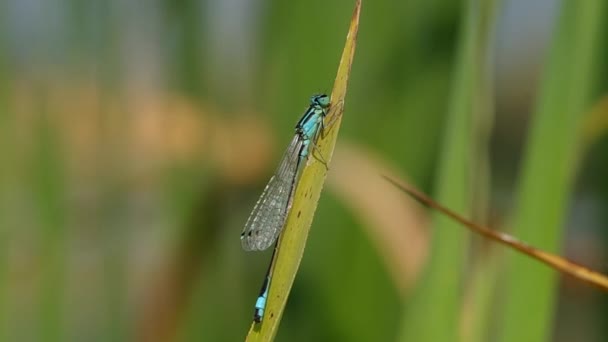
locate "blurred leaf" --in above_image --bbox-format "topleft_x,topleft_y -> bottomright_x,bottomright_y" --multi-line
499,1 -> 605,341
398,0 -> 487,340
328,142 -> 429,296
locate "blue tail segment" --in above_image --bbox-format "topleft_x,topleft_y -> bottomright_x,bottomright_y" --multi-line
253,275 -> 270,323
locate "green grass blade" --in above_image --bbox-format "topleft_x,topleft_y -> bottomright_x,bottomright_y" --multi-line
398,0 -> 488,340
34,109 -> 67,342
498,1 -> 605,341
244,1 -> 360,340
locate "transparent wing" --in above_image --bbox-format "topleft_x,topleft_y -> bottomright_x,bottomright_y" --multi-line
241,135 -> 303,251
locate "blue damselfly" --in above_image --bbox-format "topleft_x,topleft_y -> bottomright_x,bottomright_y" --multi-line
241,94 -> 331,322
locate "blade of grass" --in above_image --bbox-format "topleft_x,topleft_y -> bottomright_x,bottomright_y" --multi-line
457,1 -> 498,341
34,104 -> 67,342
499,1 -> 605,341
398,0 -> 484,340
244,0 -> 361,340
384,176 -> 608,290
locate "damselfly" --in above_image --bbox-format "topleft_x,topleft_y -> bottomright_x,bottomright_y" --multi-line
241,94 -> 331,323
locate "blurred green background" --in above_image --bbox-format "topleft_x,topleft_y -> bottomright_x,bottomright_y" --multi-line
1,0 -> 607,341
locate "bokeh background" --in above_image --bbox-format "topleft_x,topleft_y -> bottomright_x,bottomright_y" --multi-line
1,0 -> 607,341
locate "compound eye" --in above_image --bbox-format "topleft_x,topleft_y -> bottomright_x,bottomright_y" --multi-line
311,94 -> 330,108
